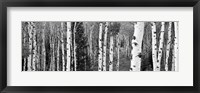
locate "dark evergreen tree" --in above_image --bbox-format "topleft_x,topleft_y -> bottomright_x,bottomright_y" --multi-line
76,22 -> 91,71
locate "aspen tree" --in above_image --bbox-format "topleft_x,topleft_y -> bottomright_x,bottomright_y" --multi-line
42,22 -> 46,71
165,22 -> 172,71
98,23 -> 103,71
32,22 -> 36,71
109,36 -> 114,71
22,23 -> 27,71
172,22 -> 178,71
151,22 -> 158,71
66,22 -> 71,71
49,23 -> 54,71
36,23 -> 40,71
52,23 -> 55,71
157,22 -> 165,71
56,24 -> 60,71
130,22 -> 144,71
70,24 -> 74,71
27,22 -> 33,71
102,22 -> 109,71
70,23 -> 74,71
84,23 -> 89,71
73,22 -> 77,71
89,24 -> 93,67
61,22 -> 65,71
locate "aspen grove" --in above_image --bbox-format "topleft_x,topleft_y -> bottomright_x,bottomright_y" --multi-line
22,22 -> 178,71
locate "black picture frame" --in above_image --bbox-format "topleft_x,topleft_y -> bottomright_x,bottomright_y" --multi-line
0,0 -> 199,93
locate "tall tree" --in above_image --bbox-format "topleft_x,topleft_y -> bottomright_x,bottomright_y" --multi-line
61,22 -> 65,71
27,22 -> 33,71
73,22 -> 77,71
172,22 -> 178,71
130,22 -> 145,71
165,22 -> 172,71
32,22 -> 37,71
151,22 -> 158,71
22,22 -> 29,71
102,22 -> 109,71
49,23 -> 55,71
157,22 -> 165,71
108,22 -> 120,71
76,22 -> 89,71
98,23 -> 103,71
42,22 -> 46,71
66,22 -> 71,71
140,22 -> 153,71
35,22 -> 41,71
109,36 -> 114,71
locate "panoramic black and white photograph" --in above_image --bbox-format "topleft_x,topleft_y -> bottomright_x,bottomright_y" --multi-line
22,22 -> 178,71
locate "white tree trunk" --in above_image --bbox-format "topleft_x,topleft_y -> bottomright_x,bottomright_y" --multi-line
36,33 -> 40,71
89,24 -> 93,69
109,36 -> 114,71
61,22 -> 65,71
66,22 -> 71,71
49,24 -> 52,71
165,22 -> 172,71
130,22 -> 144,71
157,22 -> 165,71
102,22 -> 108,71
52,25 -> 55,71
116,35 -> 120,71
98,23 -> 103,71
56,28 -> 60,71
73,22 -> 77,71
42,22 -> 46,71
151,22 -> 158,71
50,23 -> 55,71
32,22 -> 36,71
27,22 -> 33,71
172,22 -> 178,71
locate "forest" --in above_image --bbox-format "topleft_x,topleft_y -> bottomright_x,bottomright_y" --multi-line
22,21 -> 178,71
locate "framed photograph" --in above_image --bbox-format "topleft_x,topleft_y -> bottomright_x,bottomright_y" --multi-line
0,0 -> 199,93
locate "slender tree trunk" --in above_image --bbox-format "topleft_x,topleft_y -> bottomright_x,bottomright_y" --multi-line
165,22 -> 172,71
102,22 -> 108,71
49,23 -> 54,71
23,24 -> 27,71
66,22 -> 71,71
116,35 -> 120,71
109,36 -> 114,71
172,22 -> 178,71
70,24 -> 74,71
61,22 -> 65,71
98,23 -> 103,71
56,25 -> 60,71
36,29 -> 40,71
152,22 -> 158,71
52,26 -> 55,71
89,24 -> 93,69
27,22 -> 33,71
157,22 -> 165,71
42,22 -> 46,71
73,22 -> 77,71
31,22 -> 36,71
130,22 -> 144,71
